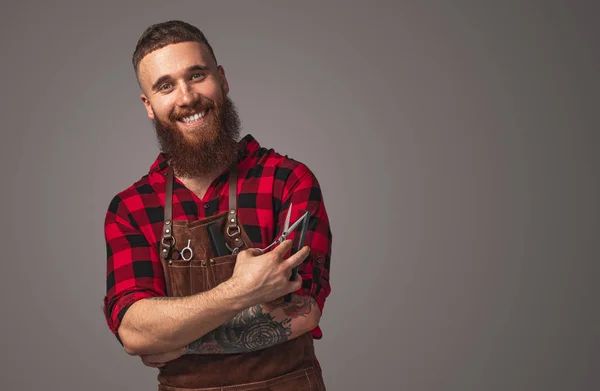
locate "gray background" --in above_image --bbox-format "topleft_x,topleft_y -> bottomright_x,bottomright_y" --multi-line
0,0 -> 598,390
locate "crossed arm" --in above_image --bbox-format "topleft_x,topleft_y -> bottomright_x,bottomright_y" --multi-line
183,294 -> 319,354
108,166 -> 330,365
137,294 -> 320,367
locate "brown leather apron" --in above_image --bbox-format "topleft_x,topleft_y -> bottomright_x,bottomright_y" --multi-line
156,166 -> 326,390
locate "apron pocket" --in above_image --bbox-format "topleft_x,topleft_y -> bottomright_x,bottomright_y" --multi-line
189,259 -> 211,294
167,259 -> 210,297
209,254 -> 237,287
167,260 -> 193,297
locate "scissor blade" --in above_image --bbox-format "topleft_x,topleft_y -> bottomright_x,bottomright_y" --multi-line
286,210 -> 308,235
282,203 -> 293,233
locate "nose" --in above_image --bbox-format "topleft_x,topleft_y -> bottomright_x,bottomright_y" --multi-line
176,82 -> 198,107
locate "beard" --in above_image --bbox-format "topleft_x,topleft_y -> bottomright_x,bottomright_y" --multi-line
153,95 -> 242,178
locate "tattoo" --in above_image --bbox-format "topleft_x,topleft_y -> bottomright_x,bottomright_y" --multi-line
280,296 -> 315,318
185,304 -> 293,354
265,295 -> 315,318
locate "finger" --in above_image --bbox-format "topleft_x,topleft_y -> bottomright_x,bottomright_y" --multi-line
269,239 -> 294,257
149,362 -> 165,368
142,353 -> 168,362
160,346 -> 186,361
282,245 -> 310,269
141,357 -> 165,368
289,273 -> 303,291
143,346 -> 186,363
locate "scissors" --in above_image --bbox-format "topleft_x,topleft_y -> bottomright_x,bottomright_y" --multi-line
258,203 -> 309,254
169,239 -> 194,261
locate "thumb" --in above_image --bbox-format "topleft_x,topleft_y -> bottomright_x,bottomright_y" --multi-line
244,248 -> 264,257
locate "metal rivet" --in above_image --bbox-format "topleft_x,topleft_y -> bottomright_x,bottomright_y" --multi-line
235,238 -> 240,242
209,259 -> 216,265
230,210 -> 235,214
230,218 -> 235,223
165,229 -> 170,233
168,260 -> 173,264
162,248 -> 167,253
165,220 -> 171,225
317,258 -> 323,264
204,204 -> 210,209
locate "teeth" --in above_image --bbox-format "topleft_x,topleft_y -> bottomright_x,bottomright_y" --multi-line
182,110 -> 206,123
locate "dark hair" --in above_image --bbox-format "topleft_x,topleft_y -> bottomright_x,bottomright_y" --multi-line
132,20 -> 217,77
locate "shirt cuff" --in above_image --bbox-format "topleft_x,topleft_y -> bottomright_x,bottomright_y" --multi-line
104,291 -> 159,340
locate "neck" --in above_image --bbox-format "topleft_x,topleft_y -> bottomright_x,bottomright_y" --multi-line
174,161 -> 232,200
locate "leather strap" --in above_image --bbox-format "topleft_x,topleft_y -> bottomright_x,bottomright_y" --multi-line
161,164 -> 241,258
229,166 -> 237,212
226,166 -> 240,238
160,167 -> 175,259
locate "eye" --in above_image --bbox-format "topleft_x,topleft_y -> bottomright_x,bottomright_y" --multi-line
159,83 -> 172,91
191,73 -> 204,80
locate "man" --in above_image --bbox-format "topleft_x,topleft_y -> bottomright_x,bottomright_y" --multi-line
102,20 -> 332,390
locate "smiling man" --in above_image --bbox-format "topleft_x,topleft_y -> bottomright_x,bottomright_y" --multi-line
102,20 -> 332,390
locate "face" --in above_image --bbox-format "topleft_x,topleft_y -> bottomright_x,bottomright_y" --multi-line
137,41 -> 241,178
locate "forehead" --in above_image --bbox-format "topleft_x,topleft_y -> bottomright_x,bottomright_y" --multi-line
138,41 -> 215,88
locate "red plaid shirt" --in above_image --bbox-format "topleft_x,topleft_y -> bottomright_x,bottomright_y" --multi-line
103,134 -> 332,341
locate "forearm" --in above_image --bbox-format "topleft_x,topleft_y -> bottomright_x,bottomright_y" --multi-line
118,279 -> 252,356
185,294 -> 320,354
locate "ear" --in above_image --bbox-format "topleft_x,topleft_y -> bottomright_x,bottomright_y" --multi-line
217,65 -> 230,96
140,94 -> 155,120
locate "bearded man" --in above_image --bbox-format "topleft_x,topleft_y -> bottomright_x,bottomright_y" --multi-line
102,20 -> 332,391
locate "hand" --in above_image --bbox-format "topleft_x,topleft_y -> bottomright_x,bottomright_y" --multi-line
140,346 -> 187,368
231,240 -> 310,305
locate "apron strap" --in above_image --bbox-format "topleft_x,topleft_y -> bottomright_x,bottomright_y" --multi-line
160,164 -> 241,259
226,166 -> 241,237
160,167 -> 175,260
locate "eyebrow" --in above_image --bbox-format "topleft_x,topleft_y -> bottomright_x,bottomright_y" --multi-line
151,64 -> 211,92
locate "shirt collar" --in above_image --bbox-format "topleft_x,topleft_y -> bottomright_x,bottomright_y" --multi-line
148,133 -> 261,174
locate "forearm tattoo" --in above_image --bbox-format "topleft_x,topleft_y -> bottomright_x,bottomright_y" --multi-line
185,296 -> 316,354
268,295 -> 315,318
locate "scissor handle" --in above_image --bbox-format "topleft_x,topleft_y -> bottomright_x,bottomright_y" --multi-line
284,210 -> 310,302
